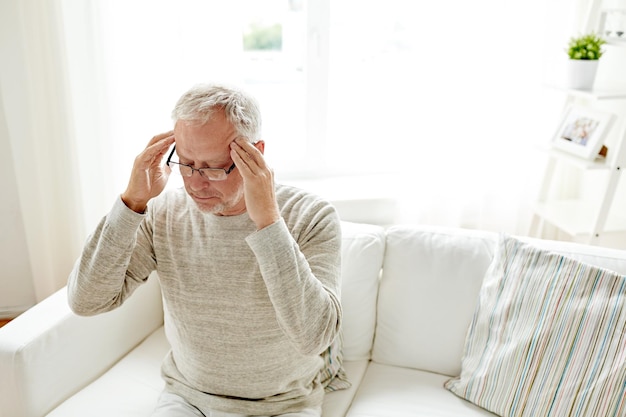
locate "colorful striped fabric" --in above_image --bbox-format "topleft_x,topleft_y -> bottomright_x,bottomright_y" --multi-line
321,330 -> 352,392
445,234 -> 626,417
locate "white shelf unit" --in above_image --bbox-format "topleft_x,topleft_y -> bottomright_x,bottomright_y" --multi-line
529,0 -> 626,246
597,5 -> 626,43
556,88 -> 626,100
533,199 -> 626,237
529,98 -> 626,245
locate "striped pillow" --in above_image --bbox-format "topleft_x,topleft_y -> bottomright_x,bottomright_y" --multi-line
445,234 -> 626,417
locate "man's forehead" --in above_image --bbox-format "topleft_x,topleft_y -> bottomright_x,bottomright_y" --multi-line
173,115 -> 244,165
175,119 -> 237,140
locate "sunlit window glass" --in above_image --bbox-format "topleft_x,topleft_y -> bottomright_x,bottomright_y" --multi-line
96,0 -> 308,191
239,0 -> 307,171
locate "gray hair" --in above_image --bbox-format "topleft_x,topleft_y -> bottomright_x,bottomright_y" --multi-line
171,83 -> 262,142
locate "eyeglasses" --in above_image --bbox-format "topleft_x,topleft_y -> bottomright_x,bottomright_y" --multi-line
166,145 -> 236,181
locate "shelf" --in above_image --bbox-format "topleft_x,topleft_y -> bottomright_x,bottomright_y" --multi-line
606,38 -> 626,46
550,86 -> 626,100
530,0 -> 626,247
539,146 -> 613,170
533,199 -> 626,237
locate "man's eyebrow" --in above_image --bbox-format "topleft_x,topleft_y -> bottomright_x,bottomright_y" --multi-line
177,154 -> 232,168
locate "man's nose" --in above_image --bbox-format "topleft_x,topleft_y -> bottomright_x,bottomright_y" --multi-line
187,170 -> 210,190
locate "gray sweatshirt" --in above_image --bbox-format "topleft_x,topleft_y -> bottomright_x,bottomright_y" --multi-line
67,184 -> 346,415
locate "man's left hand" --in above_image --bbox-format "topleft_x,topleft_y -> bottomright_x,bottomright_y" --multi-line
230,137 -> 280,230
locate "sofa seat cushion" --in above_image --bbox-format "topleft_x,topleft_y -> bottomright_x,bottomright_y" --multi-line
46,326 -> 167,416
45,325 -> 369,417
345,363 -> 497,417
322,359 -> 369,417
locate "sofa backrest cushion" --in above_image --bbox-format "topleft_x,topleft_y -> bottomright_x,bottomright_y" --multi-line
372,224 -> 626,378
372,225 -> 496,376
340,221 -> 386,361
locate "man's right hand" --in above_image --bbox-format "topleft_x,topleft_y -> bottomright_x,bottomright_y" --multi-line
121,131 -> 176,213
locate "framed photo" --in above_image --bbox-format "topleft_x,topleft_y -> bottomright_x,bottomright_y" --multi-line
551,105 -> 615,160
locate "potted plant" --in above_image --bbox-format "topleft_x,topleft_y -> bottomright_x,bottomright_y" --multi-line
565,33 -> 606,90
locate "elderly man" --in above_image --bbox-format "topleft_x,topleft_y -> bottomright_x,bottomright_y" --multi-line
68,83 -> 348,417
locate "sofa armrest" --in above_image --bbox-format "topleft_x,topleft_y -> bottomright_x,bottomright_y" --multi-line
0,274 -> 163,417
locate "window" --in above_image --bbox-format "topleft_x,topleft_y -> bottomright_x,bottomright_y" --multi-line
97,0 -> 311,190
94,0 -> 549,190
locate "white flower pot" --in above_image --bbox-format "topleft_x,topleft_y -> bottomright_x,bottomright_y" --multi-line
566,59 -> 599,90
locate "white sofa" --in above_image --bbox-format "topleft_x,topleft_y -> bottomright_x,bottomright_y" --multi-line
2,222 -> 626,417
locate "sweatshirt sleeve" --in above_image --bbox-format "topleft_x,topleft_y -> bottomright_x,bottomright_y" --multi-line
67,196 -> 157,316
245,207 -> 342,357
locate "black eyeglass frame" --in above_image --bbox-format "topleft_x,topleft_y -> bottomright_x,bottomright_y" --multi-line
166,145 -> 236,180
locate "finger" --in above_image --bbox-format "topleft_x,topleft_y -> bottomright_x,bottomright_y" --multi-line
146,130 -> 174,148
136,135 -> 175,169
146,136 -> 175,163
230,146 -> 251,175
233,136 -> 262,156
230,138 -> 265,171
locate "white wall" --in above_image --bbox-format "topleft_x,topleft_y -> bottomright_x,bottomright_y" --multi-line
0,88 -> 36,318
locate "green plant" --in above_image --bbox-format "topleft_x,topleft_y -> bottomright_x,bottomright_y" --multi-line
243,23 -> 282,51
566,33 -> 606,60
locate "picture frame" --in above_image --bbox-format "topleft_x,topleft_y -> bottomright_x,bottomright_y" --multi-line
551,105 -> 615,160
